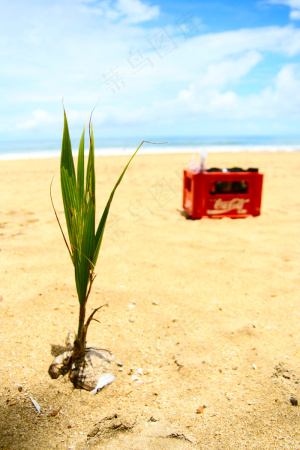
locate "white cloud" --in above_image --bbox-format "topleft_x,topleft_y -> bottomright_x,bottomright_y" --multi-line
15,110 -> 59,130
80,0 -> 159,23
267,0 -> 300,20
268,0 -> 300,7
166,63 -> 300,121
199,51 -> 263,89
1,0 -> 300,138
8,23 -> 300,134
188,25 -> 300,58
115,0 -> 159,23
290,8 -> 300,18
267,0 -> 300,7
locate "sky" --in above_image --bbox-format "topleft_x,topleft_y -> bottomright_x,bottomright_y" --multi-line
0,0 -> 300,143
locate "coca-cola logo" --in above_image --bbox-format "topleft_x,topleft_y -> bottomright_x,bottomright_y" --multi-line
207,198 -> 250,215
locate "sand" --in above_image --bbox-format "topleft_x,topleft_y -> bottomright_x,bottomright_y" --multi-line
0,151 -> 300,449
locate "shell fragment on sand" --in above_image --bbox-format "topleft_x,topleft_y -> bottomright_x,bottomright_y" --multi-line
30,396 -> 41,413
90,373 -> 115,394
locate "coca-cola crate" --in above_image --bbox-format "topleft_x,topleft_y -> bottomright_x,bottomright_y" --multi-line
183,169 -> 263,219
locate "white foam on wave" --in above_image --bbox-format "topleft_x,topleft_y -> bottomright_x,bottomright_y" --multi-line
0,150 -> 61,161
0,144 -> 299,161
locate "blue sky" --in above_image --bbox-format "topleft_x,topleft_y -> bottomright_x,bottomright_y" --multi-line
0,0 -> 300,143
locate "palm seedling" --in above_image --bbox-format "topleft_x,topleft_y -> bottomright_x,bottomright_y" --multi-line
49,108 -> 151,389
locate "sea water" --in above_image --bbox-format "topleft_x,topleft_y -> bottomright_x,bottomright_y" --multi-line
0,135 -> 299,160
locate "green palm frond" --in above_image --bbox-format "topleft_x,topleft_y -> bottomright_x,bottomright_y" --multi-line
58,109 -> 144,306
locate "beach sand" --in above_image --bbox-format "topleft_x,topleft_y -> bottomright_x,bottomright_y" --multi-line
0,151 -> 300,449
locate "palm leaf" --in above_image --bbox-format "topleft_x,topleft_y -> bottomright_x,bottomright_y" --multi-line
86,120 -> 95,205
60,109 -> 77,257
77,124 -> 86,210
54,108 -> 166,363
58,110 -> 148,306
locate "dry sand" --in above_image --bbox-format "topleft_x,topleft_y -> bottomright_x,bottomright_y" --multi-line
0,151 -> 300,449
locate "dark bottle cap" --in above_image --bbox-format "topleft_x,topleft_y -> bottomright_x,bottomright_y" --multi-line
227,167 -> 244,172
207,167 -> 222,172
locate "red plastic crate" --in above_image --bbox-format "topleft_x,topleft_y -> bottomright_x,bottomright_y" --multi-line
183,170 -> 263,219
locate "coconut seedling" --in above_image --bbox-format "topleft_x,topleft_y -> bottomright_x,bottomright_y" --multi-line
49,109 -> 148,389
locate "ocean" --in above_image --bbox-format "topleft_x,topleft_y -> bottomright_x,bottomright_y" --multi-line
0,136 -> 299,160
